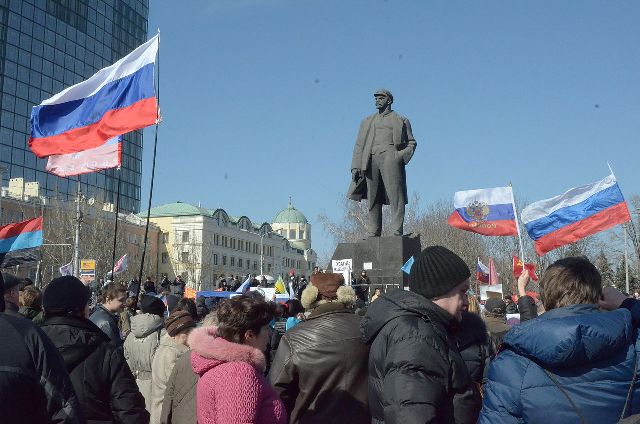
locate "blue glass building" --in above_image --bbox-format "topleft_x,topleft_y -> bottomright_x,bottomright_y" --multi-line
0,0 -> 149,212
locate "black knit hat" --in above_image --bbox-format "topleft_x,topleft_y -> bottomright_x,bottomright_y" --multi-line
409,246 -> 471,298
140,295 -> 165,318
2,273 -> 21,292
43,276 -> 91,315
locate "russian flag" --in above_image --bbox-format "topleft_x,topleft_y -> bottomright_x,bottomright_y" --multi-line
521,174 -> 631,255
29,35 -> 159,158
0,217 -> 43,268
448,186 -> 518,236
476,259 -> 490,283
45,136 -> 122,177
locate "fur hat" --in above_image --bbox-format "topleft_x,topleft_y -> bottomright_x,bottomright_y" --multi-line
165,310 -> 196,336
301,273 -> 356,310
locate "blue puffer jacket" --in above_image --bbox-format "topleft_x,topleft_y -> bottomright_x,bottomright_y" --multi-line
479,304 -> 640,424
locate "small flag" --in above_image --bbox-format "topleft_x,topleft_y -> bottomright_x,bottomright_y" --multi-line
46,136 -> 122,177
512,256 -> 539,281
401,256 -> 415,275
29,35 -> 159,158
236,275 -> 252,293
521,173 -> 631,255
59,261 -> 73,276
476,259 -> 490,284
274,276 -> 287,294
488,257 -> 499,286
448,186 -> 518,236
112,254 -> 128,275
0,217 -> 43,268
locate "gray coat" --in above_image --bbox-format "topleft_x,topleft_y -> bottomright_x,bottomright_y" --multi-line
90,304 -> 122,346
160,350 -> 198,424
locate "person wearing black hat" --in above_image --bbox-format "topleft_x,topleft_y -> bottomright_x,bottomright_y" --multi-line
361,246 -> 481,424
40,276 -> 149,423
0,273 -> 84,424
123,294 -> 166,412
2,272 -> 22,316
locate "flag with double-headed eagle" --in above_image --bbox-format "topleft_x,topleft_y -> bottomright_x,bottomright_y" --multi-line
447,186 -> 518,236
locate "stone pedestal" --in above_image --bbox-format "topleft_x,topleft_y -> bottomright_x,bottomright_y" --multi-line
330,234 -> 421,289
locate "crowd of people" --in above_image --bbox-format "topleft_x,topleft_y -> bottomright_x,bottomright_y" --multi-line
2,245 -> 640,423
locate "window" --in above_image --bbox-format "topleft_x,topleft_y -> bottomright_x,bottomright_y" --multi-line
222,255 -> 227,266
181,231 -> 189,243
299,230 -> 305,239
162,232 -> 169,243
181,252 -> 189,262
289,229 -> 296,239
253,261 -> 257,271
239,240 -> 244,251
161,252 -> 168,264
213,254 -> 218,265
267,264 -> 272,273
214,234 -> 219,245
238,258 -> 243,268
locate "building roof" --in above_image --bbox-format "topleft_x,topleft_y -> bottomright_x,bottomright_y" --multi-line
273,201 -> 308,224
143,201 -> 210,218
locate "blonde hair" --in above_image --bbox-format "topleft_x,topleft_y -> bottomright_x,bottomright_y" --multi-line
467,295 -> 480,315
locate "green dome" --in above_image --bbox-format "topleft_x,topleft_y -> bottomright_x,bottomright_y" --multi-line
273,202 -> 308,224
142,201 -> 210,218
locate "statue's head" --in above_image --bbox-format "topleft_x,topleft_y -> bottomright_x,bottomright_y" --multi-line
374,89 -> 393,109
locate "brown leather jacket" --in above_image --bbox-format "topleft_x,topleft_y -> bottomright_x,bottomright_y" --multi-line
269,302 -> 370,424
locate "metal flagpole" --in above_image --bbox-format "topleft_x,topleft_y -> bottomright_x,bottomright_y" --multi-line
73,177 -> 81,278
625,225 -> 630,293
111,168 -> 122,280
136,30 -> 160,308
508,183 -> 526,261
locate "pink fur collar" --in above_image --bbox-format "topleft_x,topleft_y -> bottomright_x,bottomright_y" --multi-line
187,326 -> 266,372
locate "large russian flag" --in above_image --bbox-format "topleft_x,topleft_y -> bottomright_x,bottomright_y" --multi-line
521,174 -> 631,255
29,35 -> 159,158
0,217 -> 43,268
448,186 -> 518,236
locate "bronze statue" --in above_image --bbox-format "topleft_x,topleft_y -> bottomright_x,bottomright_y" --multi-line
348,89 -> 417,237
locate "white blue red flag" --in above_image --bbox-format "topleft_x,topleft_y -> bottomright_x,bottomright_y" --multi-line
45,136 -> 122,177
29,35 -> 159,158
521,174 -> 631,255
448,186 -> 518,236
476,259 -> 490,284
112,254 -> 128,275
59,261 -> 73,276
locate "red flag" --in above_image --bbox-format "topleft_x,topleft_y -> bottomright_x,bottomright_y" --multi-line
488,257 -> 499,286
513,255 -> 539,281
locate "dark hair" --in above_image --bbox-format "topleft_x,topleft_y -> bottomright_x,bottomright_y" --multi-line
102,283 -> 127,303
21,286 -> 42,309
540,256 -> 602,311
216,295 -> 275,344
125,297 -> 137,310
172,298 -> 198,321
286,299 -> 304,316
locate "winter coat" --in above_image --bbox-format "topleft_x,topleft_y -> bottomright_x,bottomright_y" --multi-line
269,302 -> 370,424
160,351 -> 198,424
150,334 -> 189,424
123,313 -> 165,411
479,304 -> 640,424
517,294 -> 537,322
484,315 -> 511,357
41,316 -> 149,424
456,311 -> 489,385
0,312 -> 83,424
90,304 -> 123,346
189,326 -> 287,424
360,289 -> 481,424
19,305 -> 41,320
119,308 -> 135,339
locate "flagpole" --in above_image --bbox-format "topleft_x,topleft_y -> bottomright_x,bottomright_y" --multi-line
110,168 -> 122,280
73,177 -> 81,278
509,183 -> 526,261
136,30 -> 160,308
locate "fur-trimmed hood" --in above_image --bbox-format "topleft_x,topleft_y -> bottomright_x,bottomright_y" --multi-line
188,326 -> 266,375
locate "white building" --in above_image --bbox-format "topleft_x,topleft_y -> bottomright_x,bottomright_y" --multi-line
147,201 -> 317,291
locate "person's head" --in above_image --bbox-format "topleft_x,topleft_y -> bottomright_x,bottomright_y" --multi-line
409,246 -> 471,322
467,295 -> 480,315
286,299 -> 304,317
143,280 -> 156,292
300,273 -> 356,310
124,297 -> 136,311
172,297 -> 198,321
374,89 -> 393,111
43,276 -> 91,318
216,295 -> 275,352
373,287 -> 381,296
2,273 -> 21,306
484,298 -> 507,317
503,295 -> 513,305
102,283 -> 127,313
140,295 -> 166,318
540,256 -> 602,311
635,292 -> 640,299
165,310 -> 196,346
274,302 -> 286,319
21,286 -> 42,311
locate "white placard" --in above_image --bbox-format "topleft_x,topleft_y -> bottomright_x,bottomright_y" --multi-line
332,259 -> 353,285
479,284 -> 503,300
363,262 -> 373,270
249,286 -> 276,300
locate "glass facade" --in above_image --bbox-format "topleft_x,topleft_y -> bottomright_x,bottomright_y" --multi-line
0,0 -> 149,212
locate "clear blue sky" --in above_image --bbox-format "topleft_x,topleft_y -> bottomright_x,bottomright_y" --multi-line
143,1 -> 640,259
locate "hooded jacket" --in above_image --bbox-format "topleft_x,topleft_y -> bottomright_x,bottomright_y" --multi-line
189,326 -> 287,424
90,304 -> 122,346
41,316 -> 149,424
479,304 -> 640,423
150,334 -> 189,424
360,289 -> 481,424
0,312 -> 83,424
269,302 -> 370,424
123,313 -> 165,411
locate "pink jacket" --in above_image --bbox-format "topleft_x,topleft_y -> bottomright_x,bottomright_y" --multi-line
189,326 -> 287,424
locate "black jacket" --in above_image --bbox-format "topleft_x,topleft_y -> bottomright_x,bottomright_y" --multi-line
360,289 -> 481,424
456,311 -> 489,385
517,295 -> 538,322
269,302 -> 370,424
0,312 -> 83,424
41,316 -> 149,424
89,304 -> 122,346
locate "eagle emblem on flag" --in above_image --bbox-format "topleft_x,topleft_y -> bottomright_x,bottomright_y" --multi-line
466,200 -> 490,222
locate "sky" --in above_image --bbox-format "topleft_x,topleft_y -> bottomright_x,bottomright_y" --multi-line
143,0 -> 640,259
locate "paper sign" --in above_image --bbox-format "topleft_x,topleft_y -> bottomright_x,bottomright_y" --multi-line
363,262 -> 372,270
479,284 -> 503,300
331,259 -> 352,285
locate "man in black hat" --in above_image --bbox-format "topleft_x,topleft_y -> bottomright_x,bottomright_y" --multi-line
484,297 -> 512,358
349,89 -> 417,237
361,246 -> 480,423
2,272 -> 22,316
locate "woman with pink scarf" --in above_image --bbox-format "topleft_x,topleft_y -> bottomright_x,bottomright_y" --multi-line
188,294 -> 286,424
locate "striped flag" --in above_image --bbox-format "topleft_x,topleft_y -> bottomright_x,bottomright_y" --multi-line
29,35 -> 159,157
45,136 -> 122,177
0,217 -> 43,268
